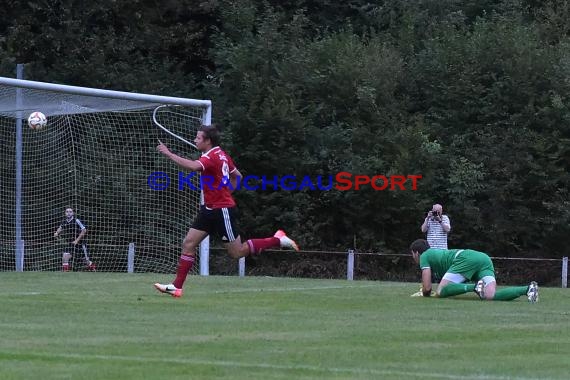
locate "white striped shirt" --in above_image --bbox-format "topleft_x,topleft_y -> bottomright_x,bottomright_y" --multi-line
425,215 -> 451,249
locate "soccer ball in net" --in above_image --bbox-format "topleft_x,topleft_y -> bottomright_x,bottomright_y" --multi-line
28,111 -> 47,130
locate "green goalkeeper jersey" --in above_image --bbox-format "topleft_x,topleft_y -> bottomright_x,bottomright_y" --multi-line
419,248 -> 495,282
418,248 -> 462,281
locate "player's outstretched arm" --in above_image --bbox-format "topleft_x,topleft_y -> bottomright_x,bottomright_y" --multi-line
157,141 -> 203,172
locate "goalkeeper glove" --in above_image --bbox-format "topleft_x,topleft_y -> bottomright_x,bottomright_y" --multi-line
410,285 -> 433,297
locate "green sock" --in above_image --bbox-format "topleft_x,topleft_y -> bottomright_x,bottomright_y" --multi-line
492,286 -> 528,301
439,283 -> 475,298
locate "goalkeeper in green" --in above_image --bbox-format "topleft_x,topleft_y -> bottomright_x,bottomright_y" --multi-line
410,239 -> 538,302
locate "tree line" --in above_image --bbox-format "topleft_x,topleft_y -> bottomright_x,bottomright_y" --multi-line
1,0 -> 569,258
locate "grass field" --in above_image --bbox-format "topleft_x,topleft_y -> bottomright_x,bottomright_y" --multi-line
0,273 -> 568,380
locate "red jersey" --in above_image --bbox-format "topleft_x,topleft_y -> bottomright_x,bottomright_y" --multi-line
198,146 -> 237,208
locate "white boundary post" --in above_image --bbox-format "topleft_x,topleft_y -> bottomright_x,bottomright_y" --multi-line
562,257 -> 568,288
17,240 -> 25,271
347,249 -> 354,280
127,243 -> 135,273
239,257 -> 245,277
199,236 -> 209,277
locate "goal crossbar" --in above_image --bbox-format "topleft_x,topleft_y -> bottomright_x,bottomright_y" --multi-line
0,77 -> 211,110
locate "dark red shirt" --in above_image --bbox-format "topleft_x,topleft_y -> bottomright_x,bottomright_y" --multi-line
198,146 -> 237,208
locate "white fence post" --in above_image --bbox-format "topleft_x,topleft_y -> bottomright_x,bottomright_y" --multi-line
562,256 -> 568,288
239,257 -> 245,277
127,243 -> 135,273
17,240 -> 25,271
200,237 -> 209,276
347,249 -> 354,281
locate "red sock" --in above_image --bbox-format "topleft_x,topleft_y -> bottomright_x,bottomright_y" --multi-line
173,254 -> 195,289
247,237 -> 280,255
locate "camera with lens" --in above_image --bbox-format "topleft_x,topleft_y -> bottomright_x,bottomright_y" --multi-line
430,209 -> 442,222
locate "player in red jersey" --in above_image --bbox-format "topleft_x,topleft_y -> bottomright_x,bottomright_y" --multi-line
154,124 -> 299,297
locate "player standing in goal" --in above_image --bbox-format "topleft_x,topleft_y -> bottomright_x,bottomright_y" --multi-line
54,208 -> 96,272
154,124 -> 299,298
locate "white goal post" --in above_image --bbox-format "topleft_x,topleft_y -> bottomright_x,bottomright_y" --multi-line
0,76 -> 211,274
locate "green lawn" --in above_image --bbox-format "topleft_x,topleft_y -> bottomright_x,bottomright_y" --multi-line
0,273 -> 568,380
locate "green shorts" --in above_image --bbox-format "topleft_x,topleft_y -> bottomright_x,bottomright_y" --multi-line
448,249 -> 495,281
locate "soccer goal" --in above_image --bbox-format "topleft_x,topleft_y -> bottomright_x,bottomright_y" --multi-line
0,76 -> 211,273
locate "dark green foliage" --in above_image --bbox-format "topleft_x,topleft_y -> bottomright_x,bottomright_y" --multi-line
1,0 -> 568,258
0,0 -> 217,94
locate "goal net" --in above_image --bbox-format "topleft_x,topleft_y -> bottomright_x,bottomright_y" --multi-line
0,77 -> 210,273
